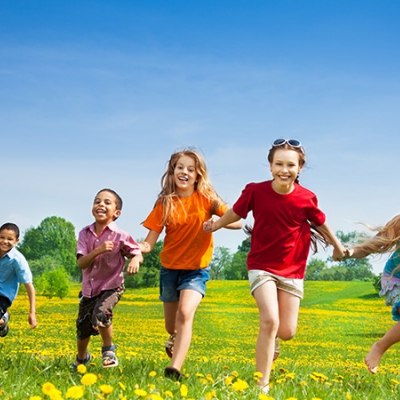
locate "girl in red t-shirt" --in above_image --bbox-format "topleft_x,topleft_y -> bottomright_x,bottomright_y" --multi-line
139,148 -> 241,380
204,139 -> 345,394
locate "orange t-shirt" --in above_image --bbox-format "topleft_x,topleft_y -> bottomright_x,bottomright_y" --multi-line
143,191 -> 229,270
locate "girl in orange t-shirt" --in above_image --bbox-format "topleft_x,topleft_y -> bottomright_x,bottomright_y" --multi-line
140,148 -> 241,379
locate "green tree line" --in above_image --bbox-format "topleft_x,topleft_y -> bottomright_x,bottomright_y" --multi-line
17,217 -> 377,299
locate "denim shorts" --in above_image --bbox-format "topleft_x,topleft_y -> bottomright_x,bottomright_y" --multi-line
159,266 -> 210,302
248,269 -> 304,299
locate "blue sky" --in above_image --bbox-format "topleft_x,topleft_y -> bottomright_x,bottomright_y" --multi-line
1,1 -> 399,273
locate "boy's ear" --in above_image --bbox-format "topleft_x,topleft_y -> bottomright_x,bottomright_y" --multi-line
114,210 -> 122,219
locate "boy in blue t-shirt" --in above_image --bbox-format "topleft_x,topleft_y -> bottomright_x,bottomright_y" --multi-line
0,222 -> 37,337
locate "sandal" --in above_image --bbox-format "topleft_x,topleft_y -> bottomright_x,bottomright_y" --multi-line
0,312 -> 10,338
165,334 -> 176,358
258,384 -> 270,394
164,366 -> 184,380
71,352 -> 92,370
102,344 -> 118,368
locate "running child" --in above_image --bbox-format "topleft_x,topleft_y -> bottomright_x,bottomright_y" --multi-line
139,148 -> 241,380
346,214 -> 400,374
0,222 -> 37,337
73,189 -> 142,369
203,139 -> 345,394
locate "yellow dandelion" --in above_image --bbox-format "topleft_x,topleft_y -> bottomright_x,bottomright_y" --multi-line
312,398 -> 323,400
232,371 -> 239,377
42,382 -> 57,396
206,374 -> 214,383
232,378 -> 249,392
205,390 -> 216,400
346,392 -> 352,400
99,385 -> 114,395
195,373 -> 204,377
29,397 -> 42,400
66,386 -> 84,399
81,373 -> 98,386
164,390 -> 173,398
148,384 -> 156,391
147,394 -> 163,400
76,364 -> 87,374
119,395 -> 127,400
118,382 -> 126,391
149,371 -> 157,377
258,395 -> 274,400
134,389 -> 147,397
180,383 -> 188,397
225,376 -> 234,386
285,398 -> 297,400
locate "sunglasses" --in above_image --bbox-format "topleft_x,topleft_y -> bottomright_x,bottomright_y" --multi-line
272,138 -> 304,152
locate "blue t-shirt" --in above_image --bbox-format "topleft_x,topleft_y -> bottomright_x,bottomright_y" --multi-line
383,248 -> 400,278
0,247 -> 32,303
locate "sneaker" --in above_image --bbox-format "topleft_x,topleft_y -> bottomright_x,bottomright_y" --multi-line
0,312 -> 10,338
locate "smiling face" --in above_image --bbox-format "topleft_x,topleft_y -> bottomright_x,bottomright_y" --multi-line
173,155 -> 198,197
0,229 -> 19,257
269,148 -> 303,194
92,190 -> 121,225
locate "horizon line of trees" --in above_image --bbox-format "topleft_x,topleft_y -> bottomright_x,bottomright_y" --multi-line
17,217 -> 378,298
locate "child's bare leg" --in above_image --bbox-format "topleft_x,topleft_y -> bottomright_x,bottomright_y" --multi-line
169,290 -> 202,372
99,325 -> 116,367
365,321 -> 400,374
276,290 -> 300,340
253,281 -> 279,388
76,337 -> 90,364
163,301 -> 179,336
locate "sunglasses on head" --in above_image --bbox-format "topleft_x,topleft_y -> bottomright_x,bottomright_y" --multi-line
272,138 -> 304,152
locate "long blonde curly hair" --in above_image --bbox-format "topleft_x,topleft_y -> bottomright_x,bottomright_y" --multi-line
157,148 -> 224,225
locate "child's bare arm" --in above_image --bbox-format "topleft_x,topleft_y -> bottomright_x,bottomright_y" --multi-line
204,208 -> 241,233
139,230 -> 160,254
24,283 -> 37,329
314,222 -> 346,261
126,254 -> 144,276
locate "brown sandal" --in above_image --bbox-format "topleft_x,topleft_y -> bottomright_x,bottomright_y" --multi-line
165,334 -> 176,358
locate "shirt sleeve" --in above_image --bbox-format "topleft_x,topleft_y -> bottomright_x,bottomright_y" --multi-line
306,194 -> 326,226
232,184 -> 253,219
142,201 -> 165,233
76,228 -> 89,257
15,255 -> 33,284
122,235 -> 142,257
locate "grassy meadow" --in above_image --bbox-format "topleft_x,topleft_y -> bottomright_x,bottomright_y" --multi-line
1,280 -> 400,400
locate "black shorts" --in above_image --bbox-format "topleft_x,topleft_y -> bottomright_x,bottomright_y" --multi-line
76,286 -> 125,340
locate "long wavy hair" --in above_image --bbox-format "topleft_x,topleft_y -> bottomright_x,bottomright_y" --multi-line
245,142 -> 328,253
355,214 -> 400,255
157,148 -> 223,225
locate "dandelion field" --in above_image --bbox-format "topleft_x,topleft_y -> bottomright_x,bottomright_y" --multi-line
1,281 -> 400,400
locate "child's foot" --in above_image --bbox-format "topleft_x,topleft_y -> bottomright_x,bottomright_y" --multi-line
257,383 -> 270,394
165,334 -> 176,358
365,342 -> 384,374
164,366 -> 184,380
71,352 -> 92,370
0,312 -> 10,337
102,345 -> 118,368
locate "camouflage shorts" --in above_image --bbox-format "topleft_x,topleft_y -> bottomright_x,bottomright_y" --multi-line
76,286 -> 125,340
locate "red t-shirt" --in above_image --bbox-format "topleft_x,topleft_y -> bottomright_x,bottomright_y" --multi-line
233,181 -> 326,279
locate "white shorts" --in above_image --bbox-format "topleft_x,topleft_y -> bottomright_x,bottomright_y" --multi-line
248,269 -> 304,299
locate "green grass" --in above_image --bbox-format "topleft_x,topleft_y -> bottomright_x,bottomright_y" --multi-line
0,281 -> 399,399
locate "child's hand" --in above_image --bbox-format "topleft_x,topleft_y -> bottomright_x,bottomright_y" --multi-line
345,248 -> 354,258
332,245 -> 346,261
97,241 -> 114,254
126,254 -> 143,276
203,218 -> 216,233
29,313 -> 37,329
